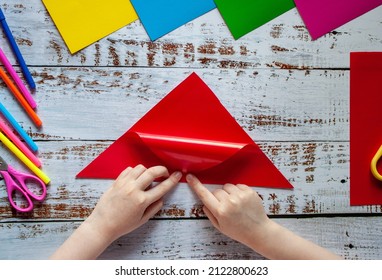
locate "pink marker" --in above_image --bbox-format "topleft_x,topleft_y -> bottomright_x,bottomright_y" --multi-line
0,47 -> 36,109
0,119 -> 41,167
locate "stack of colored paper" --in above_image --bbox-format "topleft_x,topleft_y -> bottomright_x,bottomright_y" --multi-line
43,0 -> 382,52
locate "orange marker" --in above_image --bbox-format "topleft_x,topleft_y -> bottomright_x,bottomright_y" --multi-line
0,67 -> 42,127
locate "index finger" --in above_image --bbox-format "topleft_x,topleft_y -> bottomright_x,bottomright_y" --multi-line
135,166 -> 170,190
186,174 -> 219,212
146,171 -> 182,202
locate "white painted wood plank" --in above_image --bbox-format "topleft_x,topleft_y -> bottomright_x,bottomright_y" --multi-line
0,139 -> 371,220
0,217 -> 381,259
0,0 -> 380,261
1,68 -> 349,142
0,1 -> 381,68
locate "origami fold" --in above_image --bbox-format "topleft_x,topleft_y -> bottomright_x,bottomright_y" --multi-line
214,0 -> 295,40
350,52 -> 382,206
77,73 -> 292,188
130,0 -> 216,41
42,0 -> 138,53
294,0 -> 382,40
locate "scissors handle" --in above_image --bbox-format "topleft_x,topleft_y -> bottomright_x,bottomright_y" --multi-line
371,145 -> 382,181
7,165 -> 47,201
0,169 -> 34,212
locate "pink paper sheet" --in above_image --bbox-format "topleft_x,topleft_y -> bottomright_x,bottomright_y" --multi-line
294,0 -> 382,40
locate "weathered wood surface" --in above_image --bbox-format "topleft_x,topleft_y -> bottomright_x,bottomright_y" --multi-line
1,217 -> 381,260
1,68 -> 362,219
0,1 -> 381,69
3,67 -> 350,142
0,140 -> 354,220
0,0 -> 381,259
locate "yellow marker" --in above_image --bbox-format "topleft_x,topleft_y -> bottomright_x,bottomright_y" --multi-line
371,145 -> 382,181
0,131 -> 50,184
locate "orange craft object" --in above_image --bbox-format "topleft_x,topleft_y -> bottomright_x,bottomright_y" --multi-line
0,67 -> 42,127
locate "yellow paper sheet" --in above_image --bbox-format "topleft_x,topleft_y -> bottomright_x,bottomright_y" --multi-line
42,0 -> 138,53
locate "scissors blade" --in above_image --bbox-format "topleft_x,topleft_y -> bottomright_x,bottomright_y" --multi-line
0,156 -> 8,171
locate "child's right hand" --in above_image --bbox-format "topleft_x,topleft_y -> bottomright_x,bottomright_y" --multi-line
186,174 -> 342,260
186,174 -> 275,249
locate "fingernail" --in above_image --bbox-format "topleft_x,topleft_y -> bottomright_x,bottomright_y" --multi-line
186,174 -> 194,182
174,171 -> 182,180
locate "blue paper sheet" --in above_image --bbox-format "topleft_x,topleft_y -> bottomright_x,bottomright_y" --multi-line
131,0 -> 216,41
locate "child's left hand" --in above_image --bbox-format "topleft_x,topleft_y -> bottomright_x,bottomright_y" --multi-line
85,165 -> 182,244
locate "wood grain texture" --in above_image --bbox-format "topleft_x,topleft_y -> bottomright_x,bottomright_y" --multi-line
0,1 -> 381,69
2,68 -> 349,142
0,0 -> 381,260
1,217 -> 381,260
0,67 -> 359,219
0,139 -> 367,220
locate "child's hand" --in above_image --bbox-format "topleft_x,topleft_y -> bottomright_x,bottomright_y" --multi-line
186,174 -> 273,249
50,165 -> 181,259
52,167 -> 341,259
86,165 -> 182,244
186,174 -> 342,260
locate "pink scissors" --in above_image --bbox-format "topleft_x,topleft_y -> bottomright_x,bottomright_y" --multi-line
0,156 -> 46,212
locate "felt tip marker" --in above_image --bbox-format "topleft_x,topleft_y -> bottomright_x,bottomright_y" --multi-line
0,102 -> 38,152
0,131 -> 50,184
0,8 -> 36,90
0,67 -> 42,127
0,47 -> 37,109
0,119 -> 41,167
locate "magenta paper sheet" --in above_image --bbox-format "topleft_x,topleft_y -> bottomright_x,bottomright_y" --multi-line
294,0 -> 382,40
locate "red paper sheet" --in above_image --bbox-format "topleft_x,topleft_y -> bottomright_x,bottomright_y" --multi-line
77,73 -> 292,188
350,52 -> 382,205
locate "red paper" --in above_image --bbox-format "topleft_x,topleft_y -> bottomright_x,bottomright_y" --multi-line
350,52 -> 382,205
77,73 -> 292,188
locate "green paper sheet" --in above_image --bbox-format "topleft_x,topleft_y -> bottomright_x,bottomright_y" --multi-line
214,0 -> 295,39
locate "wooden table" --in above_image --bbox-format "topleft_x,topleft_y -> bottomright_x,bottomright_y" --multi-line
0,1 -> 381,260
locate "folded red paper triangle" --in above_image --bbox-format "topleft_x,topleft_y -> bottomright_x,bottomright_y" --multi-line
77,73 -> 292,188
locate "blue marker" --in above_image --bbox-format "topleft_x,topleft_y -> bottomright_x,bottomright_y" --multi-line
0,8 -> 36,90
0,102 -> 38,152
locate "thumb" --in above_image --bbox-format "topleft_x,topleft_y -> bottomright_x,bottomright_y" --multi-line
141,200 -> 164,223
203,205 -> 220,230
